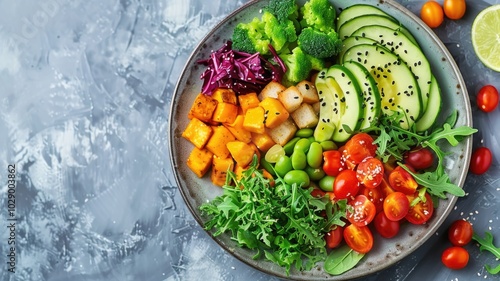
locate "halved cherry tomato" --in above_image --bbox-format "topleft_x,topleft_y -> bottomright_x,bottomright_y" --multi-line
310,187 -> 326,198
388,166 -> 418,195
383,191 -> 410,221
323,150 -> 345,177
469,147 -> 492,175
379,177 -> 395,198
359,185 -> 384,213
448,219 -> 473,246
343,224 -> 374,253
421,1 -> 444,28
347,195 -> 377,227
356,157 -> 384,188
444,0 -> 466,20
374,211 -> 400,238
441,246 -> 469,269
404,147 -> 434,170
342,133 -> 378,166
476,85 -> 499,113
334,169 -> 360,200
405,191 -> 434,225
325,226 -> 343,249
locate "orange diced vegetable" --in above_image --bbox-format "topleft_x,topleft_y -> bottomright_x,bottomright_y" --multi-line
212,88 -> 237,104
224,115 -> 252,143
186,147 -> 213,178
205,125 -> 236,158
211,155 -> 234,186
212,102 -> 238,124
181,117 -> 213,149
226,141 -> 255,167
188,93 -> 218,122
243,106 -> 266,134
234,164 -> 248,181
251,131 -> 275,152
259,97 -> 290,129
238,92 -> 260,114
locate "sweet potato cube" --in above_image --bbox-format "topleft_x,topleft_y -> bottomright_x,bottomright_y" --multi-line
248,142 -> 261,163
243,106 -> 266,134
234,164 -> 249,181
224,115 -> 252,143
205,126 -> 236,158
188,93 -> 218,122
238,92 -> 260,114
291,103 -> 319,129
211,155 -> 234,186
258,81 -> 286,100
259,97 -> 289,129
186,147 -> 213,178
251,131 -> 275,152
212,102 -> 238,124
182,117 -> 213,149
267,118 -> 297,146
227,141 -> 255,167
212,88 -> 237,104
278,86 -> 303,113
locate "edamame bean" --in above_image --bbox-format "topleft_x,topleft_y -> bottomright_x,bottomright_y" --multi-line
308,136 -> 316,144
305,166 -> 326,181
283,170 -> 310,187
320,140 -> 338,151
307,142 -> 323,168
283,137 -> 300,155
275,155 -> 293,177
295,128 -> 314,138
294,138 -> 311,153
319,175 -> 336,192
260,158 -> 276,176
291,150 -> 307,170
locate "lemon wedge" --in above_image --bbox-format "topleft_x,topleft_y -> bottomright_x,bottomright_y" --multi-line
471,5 -> 500,72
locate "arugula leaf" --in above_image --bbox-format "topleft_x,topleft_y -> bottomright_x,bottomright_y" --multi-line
472,231 -> 500,274
324,245 -> 365,275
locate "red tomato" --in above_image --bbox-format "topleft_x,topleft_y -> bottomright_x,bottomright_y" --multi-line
360,185 -> 384,213
383,192 -> 410,221
421,1 -> 444,28
347,195 -> 377,227
323,150 -> 345,177
405,191 -> 434,224
469,147 -> 492,175
388,166 -> 418,195
325,226 -> 343,249
444,0 -> 466,20
310,188 -> 326,198
334,169 -> 360,199
342,133 -> 378,165
404,147 -> 434,170
374,211 -> 400,238
379,177 -> 395,198
448,220 -> 473,246
441,246 -> 469,270
476,85 -> 499,113
356,157 -> 384,188
343,224 -> 374,253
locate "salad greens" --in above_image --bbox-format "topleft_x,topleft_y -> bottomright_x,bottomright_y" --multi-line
200,157 -> 347,274
473,231 -> 500,275
324,245 -> 365,275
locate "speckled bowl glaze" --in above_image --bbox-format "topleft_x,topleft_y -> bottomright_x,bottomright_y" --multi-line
169,0 -> 473,280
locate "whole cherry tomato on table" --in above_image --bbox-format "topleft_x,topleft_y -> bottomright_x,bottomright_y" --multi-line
443,0 -> 466,20
469,147 -> 492,175
448,219 -> 473,246
421,1 -> 444,28
441,246 -> 469,270
476,85 -> 499,113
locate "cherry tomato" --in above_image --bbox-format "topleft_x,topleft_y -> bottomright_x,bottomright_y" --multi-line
342,133 -> 378,165
347,195 -> 377,227
356,157 -> 384,188
343,224 -> 374,253
374,211 -> 400,238
323,150 -> 345,177
476,85 -> 499,113
405,191 -> 434,225
448,219 -> 473,246
325,226 -> 343,249
360,185 -> 384,213
421,1 -> 444,28
404,147 -> 434,170
383,191 -> 410,221
469,147 -> 492,175
443,0 -> 466,20
441,246 -> 469,270
310,187 -> 326,198
379,177 -> 395,198
388,166 -> 418,195
334,169 -> 360,199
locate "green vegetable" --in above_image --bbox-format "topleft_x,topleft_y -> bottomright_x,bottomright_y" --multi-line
324,245 -> 365,275
298,27 -> 343,58
200,157 -> 346,274
472,231 -> 500,275
284,169 -> 310,186
307,142 -> 323,168
279,46 -> 321,85
300,0 -> 336,32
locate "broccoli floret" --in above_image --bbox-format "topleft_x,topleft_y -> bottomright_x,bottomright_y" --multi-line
265,0 -> 299,23
262,11 -> 297,53
279,47 -> 313,85
297,27 -> 343,58
300,0 -> 336,32
232,18 -> 271,54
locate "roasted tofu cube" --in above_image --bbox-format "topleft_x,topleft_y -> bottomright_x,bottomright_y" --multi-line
267,118 -> 297,146
278,85 -> 303,113
291,103 -> 319,129
296,80 -> 319,104
258,81 -> 286,100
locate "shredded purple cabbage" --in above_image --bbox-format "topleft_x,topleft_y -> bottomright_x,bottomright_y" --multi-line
198,41 -> 286,95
